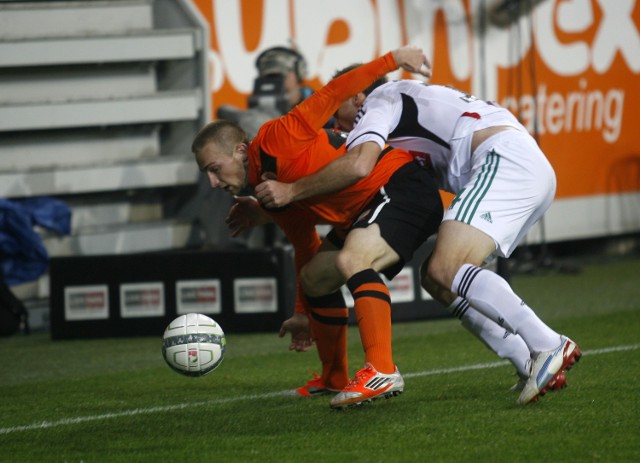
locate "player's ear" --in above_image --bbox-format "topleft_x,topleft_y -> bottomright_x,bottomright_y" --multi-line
235,143 -> 248,161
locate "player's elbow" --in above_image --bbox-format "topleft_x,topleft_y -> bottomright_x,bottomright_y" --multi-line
351,155 -> 375,179
347,143 -> 378,180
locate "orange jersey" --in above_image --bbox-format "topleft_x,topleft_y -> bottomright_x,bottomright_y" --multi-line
246,52 -> 413,312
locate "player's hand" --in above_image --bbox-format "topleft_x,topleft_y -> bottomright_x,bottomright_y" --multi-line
278,312 -> 314,352
255,174 -> 295,209
225,195 -> 265,237
393,45 -> 432,79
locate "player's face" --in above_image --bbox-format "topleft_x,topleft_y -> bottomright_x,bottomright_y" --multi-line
333,97 -> 360,132
196,143 -> 248,195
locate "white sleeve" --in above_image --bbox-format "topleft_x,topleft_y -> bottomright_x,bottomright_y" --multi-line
345,89 -> 399,150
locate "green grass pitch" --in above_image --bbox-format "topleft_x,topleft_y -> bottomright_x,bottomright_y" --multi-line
1,256 -> 639,462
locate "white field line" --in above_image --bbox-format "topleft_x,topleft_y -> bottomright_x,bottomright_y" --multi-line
404,344 -> 640,378
1,343 -> 638,435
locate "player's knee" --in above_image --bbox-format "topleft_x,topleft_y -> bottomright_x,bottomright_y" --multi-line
425,253 -> 453,290
422,257 -> 447,292
299,265 -> 312,292
334,249 -> 368,280
421,258 -> 458,305
300,265 -> 323,297
301,261 -> 345,297
419,258 -> 435,291
334,251 -> 351,280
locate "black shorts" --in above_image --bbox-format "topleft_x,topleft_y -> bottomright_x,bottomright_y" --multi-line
326,161 -> 443,280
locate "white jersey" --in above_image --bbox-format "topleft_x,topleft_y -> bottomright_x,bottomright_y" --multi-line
347,80 -> 556,258
346,81 -> 526,193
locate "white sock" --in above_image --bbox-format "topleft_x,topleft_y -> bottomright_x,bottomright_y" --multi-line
451,264 -> 561,353
449,297 -> 530,377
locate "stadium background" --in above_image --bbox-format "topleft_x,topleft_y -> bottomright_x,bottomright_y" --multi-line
196,0 -> 640,242
0,0 -> 639,336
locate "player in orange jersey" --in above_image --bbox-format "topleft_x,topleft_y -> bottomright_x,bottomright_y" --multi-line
192,46 -> 442,408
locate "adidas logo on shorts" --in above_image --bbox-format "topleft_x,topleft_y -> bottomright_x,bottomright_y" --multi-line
479,211 -> 493,223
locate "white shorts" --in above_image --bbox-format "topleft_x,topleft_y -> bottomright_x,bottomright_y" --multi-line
443,130 -> 556,258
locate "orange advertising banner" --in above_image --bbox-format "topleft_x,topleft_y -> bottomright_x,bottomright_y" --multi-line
192,0 -> 640,239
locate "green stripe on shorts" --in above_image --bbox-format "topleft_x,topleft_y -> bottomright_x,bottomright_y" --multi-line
454,150 -> 500,224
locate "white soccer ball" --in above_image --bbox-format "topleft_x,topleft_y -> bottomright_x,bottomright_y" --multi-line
162,313 -> 226,377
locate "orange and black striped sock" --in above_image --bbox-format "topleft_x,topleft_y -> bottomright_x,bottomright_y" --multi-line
346,269 -> 395,374
306,290 -> 350,390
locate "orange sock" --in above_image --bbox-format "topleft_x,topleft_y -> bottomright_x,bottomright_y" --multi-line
306,291 -> 350,390
347,269 -> 395,374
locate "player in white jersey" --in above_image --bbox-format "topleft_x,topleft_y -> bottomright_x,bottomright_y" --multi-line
255,78 -> 582,405
342,82 -> 553,255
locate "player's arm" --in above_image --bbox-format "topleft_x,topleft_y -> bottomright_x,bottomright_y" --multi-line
258,52 -> 394,159
291,45 -> 431,131
258,141 -> 381,209
255,45 -> 430,165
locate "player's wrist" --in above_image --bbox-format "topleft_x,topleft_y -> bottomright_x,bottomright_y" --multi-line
289,181 -> 304,203
386,50 -> 398,71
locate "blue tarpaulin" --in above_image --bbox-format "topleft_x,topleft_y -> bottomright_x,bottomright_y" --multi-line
0,197 -> 71,286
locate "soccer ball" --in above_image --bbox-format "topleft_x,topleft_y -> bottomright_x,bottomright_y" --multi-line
162,313 -> 226,377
